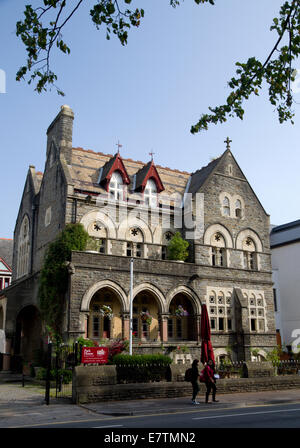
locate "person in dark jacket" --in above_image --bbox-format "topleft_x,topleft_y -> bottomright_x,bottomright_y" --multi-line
191,359 -> 200,405
203,359 -> 219,403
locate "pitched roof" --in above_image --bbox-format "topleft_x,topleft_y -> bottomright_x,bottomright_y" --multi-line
270,219 -> 300,248
188,157 -> 221,194
0,238 -> 13,269
134,160 -> 165,193
70,147 -> 190,197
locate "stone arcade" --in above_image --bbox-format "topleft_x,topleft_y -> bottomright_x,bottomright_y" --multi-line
2,106 -> 277,367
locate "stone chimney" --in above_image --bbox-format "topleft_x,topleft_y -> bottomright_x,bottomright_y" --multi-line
46,105 -> 74,164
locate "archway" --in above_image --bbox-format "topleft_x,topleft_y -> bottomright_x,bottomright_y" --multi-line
132,289 -> 162,342
15,305 -> 43,363
168,293 -> 197,341
87,287 -> 123,341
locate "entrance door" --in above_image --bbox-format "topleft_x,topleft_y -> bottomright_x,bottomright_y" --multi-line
103,317 -> 110,339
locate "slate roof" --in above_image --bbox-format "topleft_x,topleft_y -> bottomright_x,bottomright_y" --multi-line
0,239 -> 13,269
188,157 -> 221,194
70,147 -> 191,197
270,219 -> 300,248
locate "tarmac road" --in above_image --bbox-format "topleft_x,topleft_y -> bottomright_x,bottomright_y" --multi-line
1,373 -> 300,430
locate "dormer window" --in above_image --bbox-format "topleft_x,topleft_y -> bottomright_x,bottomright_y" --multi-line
144,178 -> 157,207
109,171 -> 123,200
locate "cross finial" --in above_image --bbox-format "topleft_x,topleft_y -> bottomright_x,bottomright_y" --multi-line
149,151 -> 155,161
116,140 -> 122,154
224,137 -> 232,151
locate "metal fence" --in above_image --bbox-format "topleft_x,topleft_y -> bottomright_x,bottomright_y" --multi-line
45,342 -> 81,403
214,359 -> 300,378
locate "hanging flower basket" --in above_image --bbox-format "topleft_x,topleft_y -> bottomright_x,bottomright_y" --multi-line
99,305 -> 113,319
140,311 -> 152,326
175,305 -> 189,318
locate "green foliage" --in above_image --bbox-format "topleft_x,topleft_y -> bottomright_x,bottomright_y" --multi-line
113,353 -> 172,383
36,367 -> 72,384
167,232 -> 189,261
39,223 -> 89,334
113,353 -> 172,366
15,1 -> 300,130
266,347 -> 281,367
191,0 -> 300,133
250,347 -> 260,358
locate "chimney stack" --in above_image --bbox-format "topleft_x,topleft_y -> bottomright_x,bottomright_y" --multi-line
46,105 -> 74,164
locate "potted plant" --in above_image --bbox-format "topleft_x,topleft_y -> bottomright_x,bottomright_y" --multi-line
99,305 -> 113,319
175,305 -> 189,318
167,232 -> 189,262
140,311 -> 152,326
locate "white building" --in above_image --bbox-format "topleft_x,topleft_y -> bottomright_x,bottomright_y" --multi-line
271,220 -> 300,352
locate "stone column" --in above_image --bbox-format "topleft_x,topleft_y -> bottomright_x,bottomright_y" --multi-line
2,337 -> 12,371
160,313 -> 169,343
122,313 -> 130,340
196,314 -> 202,343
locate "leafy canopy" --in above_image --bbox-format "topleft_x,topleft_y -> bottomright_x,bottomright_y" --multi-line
15,0 -> 300,131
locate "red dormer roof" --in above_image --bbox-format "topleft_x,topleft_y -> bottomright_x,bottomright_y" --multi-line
98,152 -> 131,191
0,257 -> 12,273
134,160 -> 165,193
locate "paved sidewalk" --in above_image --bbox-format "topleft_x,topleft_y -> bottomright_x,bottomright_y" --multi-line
82,388 -> 300,416
1,373 -> 300,427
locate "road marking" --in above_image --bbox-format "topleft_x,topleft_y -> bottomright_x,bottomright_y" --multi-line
193,407 -> 300,420
92,424 -> 123,428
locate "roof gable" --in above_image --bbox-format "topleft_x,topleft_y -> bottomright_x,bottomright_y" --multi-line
0,257 -> 12,273
134,160 -> 165,193
98,153 -> 130,191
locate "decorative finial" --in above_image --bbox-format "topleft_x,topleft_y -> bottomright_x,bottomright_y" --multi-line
149,151 -> 155,161
224,137 -> 232,151
116,140 -> 122,154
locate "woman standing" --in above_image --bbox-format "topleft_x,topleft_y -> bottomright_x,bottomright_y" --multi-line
191,359 -> 200,405
203,359 -> 219,403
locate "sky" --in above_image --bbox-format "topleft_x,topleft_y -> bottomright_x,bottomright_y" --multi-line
0,0 -> 299,239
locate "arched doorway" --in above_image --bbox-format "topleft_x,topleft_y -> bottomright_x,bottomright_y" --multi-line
132,290 -> 161,341
87,287 -> 123,341
14,305 -> 43,363
168,293 -> 197,341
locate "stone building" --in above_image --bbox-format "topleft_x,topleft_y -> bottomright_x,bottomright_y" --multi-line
3,105 -> 277,365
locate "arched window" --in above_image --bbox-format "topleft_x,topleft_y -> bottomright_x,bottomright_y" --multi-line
161,231 -> 174,260
223,197 -> 230,216
144,178 -> 157,207
235,199 -> 242,218
243,237 -> 257,270
109,171 -> 123,200
125,227 -> 144,258
17,215 -> 30,278
211,233 -> 226,267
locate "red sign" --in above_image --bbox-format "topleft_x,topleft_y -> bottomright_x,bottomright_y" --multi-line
81,346 -> 109,364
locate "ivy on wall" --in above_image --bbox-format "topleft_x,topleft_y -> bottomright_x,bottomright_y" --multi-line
39,223 -> 89,334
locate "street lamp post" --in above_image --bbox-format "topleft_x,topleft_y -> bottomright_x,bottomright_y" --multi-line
129,258 -> 133,355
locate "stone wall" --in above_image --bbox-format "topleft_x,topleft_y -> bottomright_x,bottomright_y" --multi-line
73,364 -> 300,404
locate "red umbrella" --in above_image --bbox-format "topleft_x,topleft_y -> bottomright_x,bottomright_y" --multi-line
200,304 -> 215,364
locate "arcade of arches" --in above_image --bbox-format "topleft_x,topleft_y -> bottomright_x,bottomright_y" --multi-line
85,286 -> 200,343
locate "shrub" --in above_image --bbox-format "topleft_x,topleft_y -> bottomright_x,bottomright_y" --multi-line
113,354 -> 172,383
35,367 -> 72,384
167,232 -> 189,262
